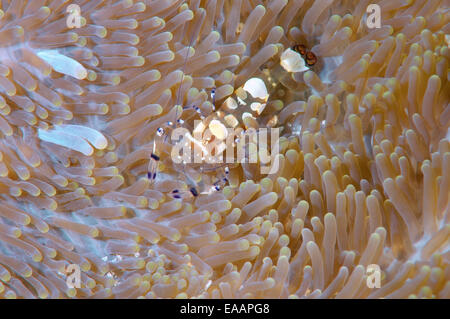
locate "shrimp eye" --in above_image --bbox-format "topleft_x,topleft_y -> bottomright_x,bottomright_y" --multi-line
306,53 -> 317,66
299,45 -> 307,55
306,51 -> 315,59
306,59 -> 316,66
305,51 -> 317,66
293,44 -> 306,55
156,127 -> 164,136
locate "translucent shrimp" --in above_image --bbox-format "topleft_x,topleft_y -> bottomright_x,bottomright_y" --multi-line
147,12 -> 203,181
146,16 -> 231,196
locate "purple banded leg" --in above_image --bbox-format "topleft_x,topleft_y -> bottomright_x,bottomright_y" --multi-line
147,154 -> 159,183
170,187 -> 199,199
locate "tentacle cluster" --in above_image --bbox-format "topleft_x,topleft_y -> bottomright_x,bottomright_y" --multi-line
0,0 -> 448,299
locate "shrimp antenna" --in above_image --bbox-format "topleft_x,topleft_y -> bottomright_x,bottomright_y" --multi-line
148,8 -> 206,183
173,8 -> 206,127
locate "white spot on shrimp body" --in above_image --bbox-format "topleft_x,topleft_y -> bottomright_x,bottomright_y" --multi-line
209,120 -> 228,140
243,77 -> 269,101
280,48 -> 310,73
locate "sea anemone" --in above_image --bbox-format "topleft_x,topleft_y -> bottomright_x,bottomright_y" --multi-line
0,0 -> 448,299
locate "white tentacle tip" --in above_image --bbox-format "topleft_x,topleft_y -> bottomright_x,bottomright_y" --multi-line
38,125 -> 107,156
